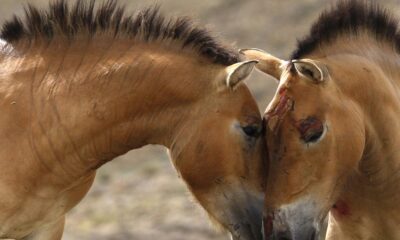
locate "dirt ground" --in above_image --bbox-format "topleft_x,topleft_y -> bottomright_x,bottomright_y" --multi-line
0,0 -> 399,239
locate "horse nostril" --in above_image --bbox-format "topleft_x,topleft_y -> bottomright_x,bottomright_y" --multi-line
276,231 -> 292,240
310,230 -> 317,240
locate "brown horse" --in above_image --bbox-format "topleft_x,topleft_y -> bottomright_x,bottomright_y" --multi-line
0,1 -> 266,239
244,1 -> 400,239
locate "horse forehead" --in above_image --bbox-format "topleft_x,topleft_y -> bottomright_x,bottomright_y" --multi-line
263,72 -> 316,133
229,85 -> 260,115
264,66 -> 298,114
264,88 -> 294,133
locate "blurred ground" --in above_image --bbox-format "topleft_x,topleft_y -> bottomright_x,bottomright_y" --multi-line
0,0 -> 399,239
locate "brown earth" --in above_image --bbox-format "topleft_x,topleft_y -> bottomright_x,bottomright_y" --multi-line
0,0 -> 399,239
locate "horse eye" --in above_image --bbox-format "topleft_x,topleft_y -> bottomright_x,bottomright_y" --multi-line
242,125 -> 260,138
303,127 -> 323,143
296,117 -> 324,143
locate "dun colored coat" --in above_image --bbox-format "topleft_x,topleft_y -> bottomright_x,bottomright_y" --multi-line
244,1 -> 400,239
0,1 -> 266,239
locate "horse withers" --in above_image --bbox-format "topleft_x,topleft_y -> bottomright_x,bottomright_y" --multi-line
244,1 -> 400,239
0,1 -> 266,239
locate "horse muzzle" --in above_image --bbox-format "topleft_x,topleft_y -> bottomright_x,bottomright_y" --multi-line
217,190 -> 264,240
262,218 -> 318,240
262,199 -> 325,240
228,202 -> 264,240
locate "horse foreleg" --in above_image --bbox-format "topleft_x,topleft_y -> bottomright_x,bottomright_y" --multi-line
22,216 -> 65,240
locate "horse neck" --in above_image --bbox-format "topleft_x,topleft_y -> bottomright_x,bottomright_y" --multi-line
348,44 -> 400,197
10,37 -> 218,182
322,40 -> 400,232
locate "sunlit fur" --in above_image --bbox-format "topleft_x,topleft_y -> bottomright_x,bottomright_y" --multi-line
247,1 -> 400,239
0,1 -> 266,240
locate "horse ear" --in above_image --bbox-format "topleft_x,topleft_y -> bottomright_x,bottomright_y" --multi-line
225,60 -> 258,89
240,48 -> 284,81
292,59 -> 327,83
0,38 -> 14,55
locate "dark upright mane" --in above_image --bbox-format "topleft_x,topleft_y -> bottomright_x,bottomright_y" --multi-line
291,0 -> 400,59
0,0 -> 240,65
